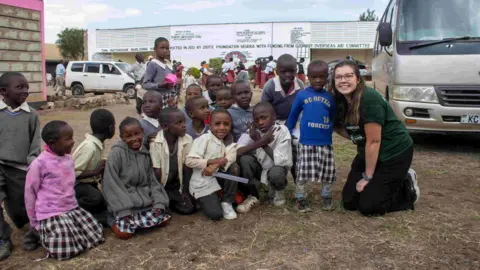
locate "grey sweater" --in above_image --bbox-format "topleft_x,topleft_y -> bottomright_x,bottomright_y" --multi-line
228,105 -> 253,142
139,119 -> 161,148
236,70 -> 249,83
142,60 -> 175,94
261,77 -> 305,121
0,106 -> 41,167
102,140 -> 169,218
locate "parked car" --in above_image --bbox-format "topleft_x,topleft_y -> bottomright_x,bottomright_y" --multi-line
65,61 -> 136,98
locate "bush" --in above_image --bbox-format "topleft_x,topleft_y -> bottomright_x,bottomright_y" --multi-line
209,57 -> 223,75
189,67 -> 201,79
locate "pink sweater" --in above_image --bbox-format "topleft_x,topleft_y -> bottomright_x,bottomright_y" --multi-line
25,149 -> 78,230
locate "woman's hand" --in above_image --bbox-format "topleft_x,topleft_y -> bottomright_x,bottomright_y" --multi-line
356,179 -> 369,192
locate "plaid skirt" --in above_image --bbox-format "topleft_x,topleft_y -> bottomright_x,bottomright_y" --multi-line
296,144 -> 336,184
39,207 -> 104,261
115,210 -> 171,234
160,91 -> 178,109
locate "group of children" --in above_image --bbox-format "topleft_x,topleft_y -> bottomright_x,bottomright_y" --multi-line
0,51 -> 337,261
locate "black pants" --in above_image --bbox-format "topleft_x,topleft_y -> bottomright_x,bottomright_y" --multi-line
197,163 -> 239,221
75,182 -> 109,226
342,147 -> 415,216
0,165 -> 29,240
165,167 -> 196,215
136,97 -> 143,115
239,154 -> 288,199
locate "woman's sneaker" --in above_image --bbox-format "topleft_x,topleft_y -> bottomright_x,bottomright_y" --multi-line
236,196 -> 259,213
0,239 -> 12,261
296,198 -> 311,213
221,202 -> 237,220
273,190 -> 286,206
408,168 -> 420,203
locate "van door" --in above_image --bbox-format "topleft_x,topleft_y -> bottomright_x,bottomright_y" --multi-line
83,63 -> 102,92
100,63 -> 125,92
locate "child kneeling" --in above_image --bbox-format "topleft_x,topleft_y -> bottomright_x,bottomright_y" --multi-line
25,121 -> 104,260
237,102 -> 292,213
103,117 -> 171,239
186,108 -> 239,220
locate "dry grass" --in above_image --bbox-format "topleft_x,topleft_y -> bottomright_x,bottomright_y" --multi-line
3,100 -> 480,270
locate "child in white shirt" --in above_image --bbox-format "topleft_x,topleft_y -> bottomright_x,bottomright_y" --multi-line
186,108 -> 239,221
236,102 -> 292,213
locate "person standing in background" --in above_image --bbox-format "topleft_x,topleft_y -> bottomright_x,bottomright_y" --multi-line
127,54 -> 147,114
265,56 -> 277,82
55,59 -> 66,96
297,58 -> 306,84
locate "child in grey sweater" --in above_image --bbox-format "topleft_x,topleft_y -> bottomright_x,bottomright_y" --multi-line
0,72 -> 42,260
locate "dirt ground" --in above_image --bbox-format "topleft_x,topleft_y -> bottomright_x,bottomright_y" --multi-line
3,90 -> 480,269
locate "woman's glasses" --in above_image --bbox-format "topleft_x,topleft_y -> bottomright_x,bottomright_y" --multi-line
334,73 -> 355,81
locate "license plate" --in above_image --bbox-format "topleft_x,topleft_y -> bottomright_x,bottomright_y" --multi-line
461,115 -> 480,124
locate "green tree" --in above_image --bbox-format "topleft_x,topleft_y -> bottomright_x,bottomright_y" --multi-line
189,67 -> 201,79
359,9 -> 378,21
209,57 -> 223,75
56,28 -> 85,60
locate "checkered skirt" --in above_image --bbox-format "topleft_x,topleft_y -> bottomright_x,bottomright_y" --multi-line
296,144 -> 336,184
39,207 -> 104,261
115,210 -> 171,234
160,91 -> 178,109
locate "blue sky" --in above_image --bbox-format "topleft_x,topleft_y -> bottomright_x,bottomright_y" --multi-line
44,0 -> 389,43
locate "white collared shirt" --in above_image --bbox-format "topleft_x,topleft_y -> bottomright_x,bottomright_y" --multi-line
142,114 -> 160,128
0,100 -> 31,113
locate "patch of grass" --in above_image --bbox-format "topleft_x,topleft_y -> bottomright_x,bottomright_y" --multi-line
333,141 -> 356,167
379,220 -> 413,240
423,169 -> 449,176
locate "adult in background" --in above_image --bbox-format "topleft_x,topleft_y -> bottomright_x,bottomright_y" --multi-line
265,56 -> 276,82
200,61 -> 211,89
127,53 -> 147,114
253,59 -> 262,89
296,58 -> 306,84
175,62 -> 184,94
330,60 -> 420,216
225,58 -> 235,85
55,59 -> 66,96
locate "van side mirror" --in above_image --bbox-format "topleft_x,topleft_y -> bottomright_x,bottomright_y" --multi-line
378,22 -> 393,47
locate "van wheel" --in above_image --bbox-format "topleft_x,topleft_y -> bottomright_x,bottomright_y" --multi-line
124,85 -> 136,99
72,84 -> 85,96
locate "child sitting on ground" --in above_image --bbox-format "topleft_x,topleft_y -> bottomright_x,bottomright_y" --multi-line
0,72 -> 42,260
236,102 -> 292,213
150,108 -> 196,215
185,96 -> 210,139
102,117 -> 171,239
140,90 -> 163,148
181,84 -> 207,126
25,121 -> 104,260
227,82 -> 254,142
286,60 -> 336,212
203,75 -> 223,108
215,88 -> 234,109
186,108 -> 239,221
73,109 -> 115,226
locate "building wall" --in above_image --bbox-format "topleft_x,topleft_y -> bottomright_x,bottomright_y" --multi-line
93,21 -> 378,69
0,0 -> 45,102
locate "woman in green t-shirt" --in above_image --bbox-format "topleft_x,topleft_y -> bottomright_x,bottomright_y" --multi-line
329,60 -> 420,216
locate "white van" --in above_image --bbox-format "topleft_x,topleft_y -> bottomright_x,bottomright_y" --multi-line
372,0 -> 480,134
65,61 -> 136,98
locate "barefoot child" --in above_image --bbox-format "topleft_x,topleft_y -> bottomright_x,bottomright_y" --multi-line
185,96 -> 210,139
25,121 -> 104,260
215,88 -> 234,109
203,75 -> 223,108
0,72 -> 41,260
143,37 -> 176,109
227,82 -> 254,142
236,102 -> 292,213
73,109 -> 115,226
102,117 -> 171,239
140,91 -> 163,148
286,60 -> 336,212
186,108 -> 239,221
150,108 -> 196,215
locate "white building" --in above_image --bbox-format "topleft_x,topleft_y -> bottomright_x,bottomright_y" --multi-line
90,21 -> 378,68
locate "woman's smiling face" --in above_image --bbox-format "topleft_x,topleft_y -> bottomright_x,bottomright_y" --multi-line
334,65 -> 360,97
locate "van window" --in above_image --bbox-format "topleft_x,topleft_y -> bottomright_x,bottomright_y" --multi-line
102,64 -> 120,75
85,63 -> 100,73
70,63 -> 84,72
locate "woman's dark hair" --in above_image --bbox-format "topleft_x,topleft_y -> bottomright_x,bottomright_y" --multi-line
206,75 -> 221,86
90,109 -> 115,135
210,107 -> 232,123
119,117 -> 141,136
328,60 -> 366,126
154,37 -> 169,49
42,120 -> 69,144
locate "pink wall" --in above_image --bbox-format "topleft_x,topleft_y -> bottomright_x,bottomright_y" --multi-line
1,0 -> 46,101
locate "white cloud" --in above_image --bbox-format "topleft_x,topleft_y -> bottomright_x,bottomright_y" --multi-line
44,0 -> 142,43
162,0 -> 236,12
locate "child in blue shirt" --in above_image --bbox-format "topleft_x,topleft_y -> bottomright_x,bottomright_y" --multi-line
286,60 -> 336,212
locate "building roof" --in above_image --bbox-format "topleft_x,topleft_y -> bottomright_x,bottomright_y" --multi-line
45,43 -> 62,61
